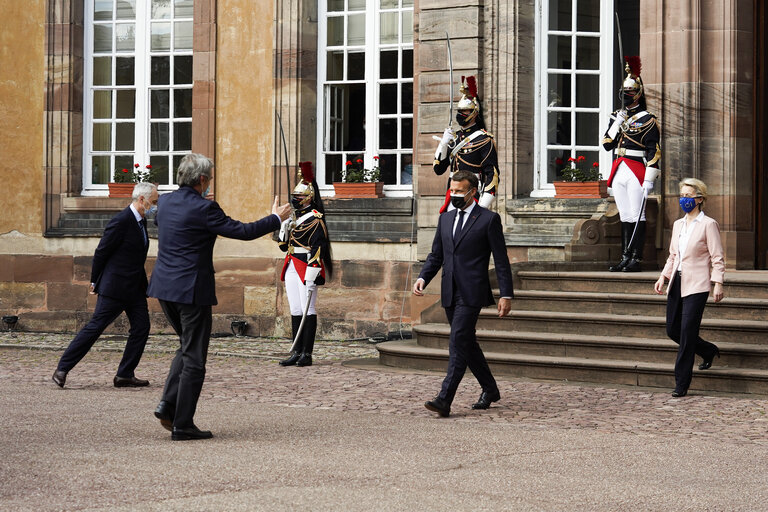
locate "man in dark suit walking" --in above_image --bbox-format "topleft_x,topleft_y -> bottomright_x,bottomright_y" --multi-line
413,170 -> 513,417
52,182 -> 158,388
149,153 -> 291,441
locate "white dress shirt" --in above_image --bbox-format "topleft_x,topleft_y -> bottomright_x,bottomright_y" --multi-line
675,210 -> 704,273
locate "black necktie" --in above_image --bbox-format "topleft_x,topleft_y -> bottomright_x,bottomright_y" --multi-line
453,210 -> 465,244
139,219 -> 148,246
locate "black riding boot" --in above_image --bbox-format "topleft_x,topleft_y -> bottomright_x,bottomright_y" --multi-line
609,222 -> 632,272
623,221 -> 646,272
279,315 -> 303,366
297,315 -> 317,367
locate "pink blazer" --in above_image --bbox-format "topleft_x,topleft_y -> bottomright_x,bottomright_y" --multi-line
660,213 -> 725,297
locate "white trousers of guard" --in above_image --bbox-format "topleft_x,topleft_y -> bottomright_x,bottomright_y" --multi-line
612,162 -> 646,223
284,260 -> 318,316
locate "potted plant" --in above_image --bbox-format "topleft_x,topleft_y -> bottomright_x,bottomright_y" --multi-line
108,163 -> 162,197
333,156 -> 384,198
553,156 -> 607,198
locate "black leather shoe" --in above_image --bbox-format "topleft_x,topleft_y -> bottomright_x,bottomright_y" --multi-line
172,425 -> 213,441
472,390 -> 501,410
424,397 -> 450,417
52,370 -> 67,388
698,348 -> 721,371
114,376 -> 150,387
671,390 -> 688,398
154,401 -> 175,432
279,352 -> 301,366
622,258 -> 642,272
609,255 -> 630,272
296,353 -> 313,367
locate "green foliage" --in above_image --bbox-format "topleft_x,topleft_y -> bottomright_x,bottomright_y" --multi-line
342,157 -> 381,183
559,155 -> 601,182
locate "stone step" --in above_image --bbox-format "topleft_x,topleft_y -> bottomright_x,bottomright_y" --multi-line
504,234 -> 573,247
376,340 -> 768,394
411,324 -> 768,369
507,223 -> 576,236
510,290 -> 768,322
474,310 -> 768,345
518,271 -> 768,299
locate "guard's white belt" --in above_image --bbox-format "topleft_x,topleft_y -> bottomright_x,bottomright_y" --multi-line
617,149 -> 645,158
291,247 -> 309,254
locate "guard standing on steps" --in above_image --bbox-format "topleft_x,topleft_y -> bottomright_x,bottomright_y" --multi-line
278,161 -> 333,367
433,76 -> 500,213
602,56 -> 661,272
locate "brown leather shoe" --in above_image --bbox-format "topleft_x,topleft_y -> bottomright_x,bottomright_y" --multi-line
113,376 -> 149,387
52,370 -> 67,388
154,401 -> 175,431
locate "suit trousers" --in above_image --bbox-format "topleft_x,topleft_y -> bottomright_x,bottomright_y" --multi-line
57,294 -> 150,377
438,290 -> 498,404
159,300 -> 212,428
666,275 -> 717,392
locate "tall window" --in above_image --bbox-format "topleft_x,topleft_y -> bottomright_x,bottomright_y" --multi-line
84,0 -> 194,195
534,0 -> 614,196
317,0 -> 414,196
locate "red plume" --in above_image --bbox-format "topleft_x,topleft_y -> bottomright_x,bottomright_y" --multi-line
298,161 -> 314,183
466,76 -> 477,99
625,56 -> 642,77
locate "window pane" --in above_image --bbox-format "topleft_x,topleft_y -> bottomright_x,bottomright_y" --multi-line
115,122 -> 134,150
547,111 -> 570,145
577,0 -> 600,32
378,153 -> 396,184
548,35 -> 571,69
327,16 -> 343,47
380,12 -> 398,44
380,0 -> 398,7
174,0 -> 194,17
93,123 -> 111,151
402,49 -> 413,78
152,56 -> 170,84
401,153 -> 413,185
115,23 -> 135,52
401,82 -> 413,113
93,90 -> 112,119
174,55 -> 193,84
151,90 -> 170,118
325,154 -> 343,184
402,11 -> 413,43
174,89 -> 192,117
115,57 -> 134,85
576,36 -> 599,69
151,123 -> 169,151
174,122 -> 192,150
174,21 -> 193,50
94,24 -> 112,53
380,50 -> 397,79
150,155 -> 170,184
93,57 -> 112,85
115,155 -> 134,177
92,155 -> 110,183
576,112 -> 599,145
116,89 -> 135,118
116,0 -> 135,19
549,0 -> 572,31
172,155 -> 183,184
152,0 -> 171,19
348,14 -> 365,46
402,118 -> 412,148
379,118 -> 397,149
379,84 -> 397,114
151,22 -> 171,51
548,73 -> 570,108
349,0 -> 366,10
548,149 -> 570,182
94,0 -> 112,21
347,52 -> 365,80
327,51 -> 343,81
402,0 -> 413,6
575,74 -> 599,108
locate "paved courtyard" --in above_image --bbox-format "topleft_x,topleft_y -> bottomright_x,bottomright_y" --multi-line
1,332 -> 768,511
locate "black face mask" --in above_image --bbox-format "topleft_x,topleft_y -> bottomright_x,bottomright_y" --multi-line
450,192 -> 470,210
291,196 -> 307,210
456,111 -> 472,126
623,91 -> 638,104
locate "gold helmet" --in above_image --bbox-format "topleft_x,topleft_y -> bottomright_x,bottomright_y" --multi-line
291,161 -> 315,209
456,76 -> 479,126
622,56 -> 644,103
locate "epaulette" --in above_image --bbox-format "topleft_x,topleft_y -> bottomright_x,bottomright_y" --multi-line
312,209 -> 323,218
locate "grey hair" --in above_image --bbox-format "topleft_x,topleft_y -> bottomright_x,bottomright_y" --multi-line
132,182 -> 157,201
177,153 -> 214,187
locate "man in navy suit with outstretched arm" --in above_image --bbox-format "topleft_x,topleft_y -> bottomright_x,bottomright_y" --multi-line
149,153 -> 291,441
413,170 -> 514,417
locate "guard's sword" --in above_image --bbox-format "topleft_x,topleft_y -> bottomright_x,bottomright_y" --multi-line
275,110 -> 292,203
446,31 -> 454,130
289,288 -> 314,353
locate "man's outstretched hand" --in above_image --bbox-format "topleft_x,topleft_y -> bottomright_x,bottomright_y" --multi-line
273,196 -> 291,221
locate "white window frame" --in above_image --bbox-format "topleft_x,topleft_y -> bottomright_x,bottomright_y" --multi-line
316,0 -> 414,197
532,0 -> 614,197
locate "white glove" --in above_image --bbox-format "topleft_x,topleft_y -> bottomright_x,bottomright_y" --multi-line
278,218 -> 294,242
434,127 -> 455,161
478,192 -> 494,208
644,167 -> 659,183
304,266 -> 321,285
643,180 -> 654,193
607,110 -> 627,140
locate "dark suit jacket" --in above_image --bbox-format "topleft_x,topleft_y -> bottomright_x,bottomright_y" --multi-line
147,186 -> 281,306
90,206 -> 149,301
419,205 -> 514,308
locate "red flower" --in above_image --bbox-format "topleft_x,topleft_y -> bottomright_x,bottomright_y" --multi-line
592,162 -> 599,168
555,158 -> 563,166
373,156 -> 379,160
577,155 -> 585,162
134,163 -> 140,168
122,169 -> 128,173
356,159 -> 363,164
146,164 -> 152,169
568,157 -> 575,162
345,160 -> 352,166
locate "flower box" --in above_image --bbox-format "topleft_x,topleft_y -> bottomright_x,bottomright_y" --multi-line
553,180 -> 608,199
332,182 -> 384,198
107,182 -> 135,198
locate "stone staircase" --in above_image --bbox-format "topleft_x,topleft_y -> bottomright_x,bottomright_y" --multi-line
377,270 -> 768,394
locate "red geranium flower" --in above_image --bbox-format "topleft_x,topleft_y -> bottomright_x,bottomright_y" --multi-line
146,164 -> 152,169
568,157 -> 575,162
122,169 -> 128,173
577,155 -> 585,162
345,160 -> 352,166
592,162 -> 599,168
555,158 -> 563,166
373,156 -> 379,160
356,159 -> 363,164
134,163 -> 140,168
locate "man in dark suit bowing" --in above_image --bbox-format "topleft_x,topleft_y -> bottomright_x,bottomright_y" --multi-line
413,170 -> 513,417
52,182 -> 158,388
149,153 -> 291,441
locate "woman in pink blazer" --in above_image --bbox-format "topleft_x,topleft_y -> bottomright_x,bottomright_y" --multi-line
654,178 -> 725,397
